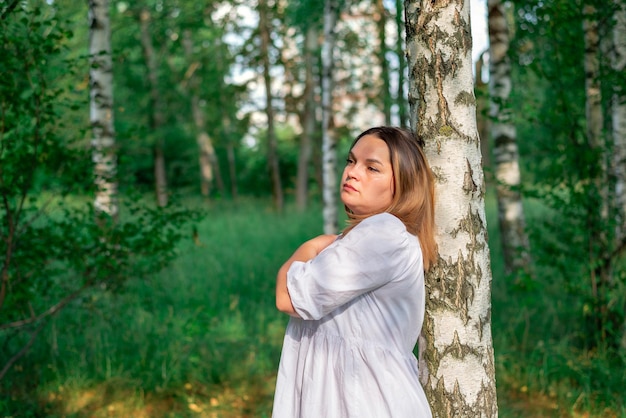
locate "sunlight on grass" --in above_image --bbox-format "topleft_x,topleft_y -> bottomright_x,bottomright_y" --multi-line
3,197 -> 624,417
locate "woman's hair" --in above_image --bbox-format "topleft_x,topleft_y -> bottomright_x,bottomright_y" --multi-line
343,126 -> 437,270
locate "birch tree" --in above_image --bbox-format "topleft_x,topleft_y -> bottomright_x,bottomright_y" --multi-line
611,2 -> 626,241
376,0 -> 392,124
259,0 -> 284,213
182,29 -> 219,199
89,0 -> 117,218
322,0 -> 339,234
139,7 -> 168,207
609,1 -> 626,349
488,0 -> 531,275
395,0 -> 409,128
404,0 -> 498,415
296,25 -> 318,211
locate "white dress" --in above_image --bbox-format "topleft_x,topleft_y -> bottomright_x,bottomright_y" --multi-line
272,212 -> 432,418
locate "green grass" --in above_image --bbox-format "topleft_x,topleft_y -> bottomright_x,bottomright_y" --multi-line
2,195 -> 625,417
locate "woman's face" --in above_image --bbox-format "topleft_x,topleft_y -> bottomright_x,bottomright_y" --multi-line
340,134 -> 394,216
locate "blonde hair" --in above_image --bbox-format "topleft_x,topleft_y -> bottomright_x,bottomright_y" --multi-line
343,126 -> 437,270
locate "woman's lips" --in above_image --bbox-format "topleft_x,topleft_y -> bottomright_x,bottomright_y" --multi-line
343,183 -> 357,192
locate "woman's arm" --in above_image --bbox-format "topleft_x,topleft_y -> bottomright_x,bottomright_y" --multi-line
276,234 -> 338,317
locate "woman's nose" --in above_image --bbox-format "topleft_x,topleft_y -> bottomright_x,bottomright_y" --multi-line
345,165 -> 358,180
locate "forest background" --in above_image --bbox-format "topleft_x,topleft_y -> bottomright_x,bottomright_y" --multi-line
1,0 -> 625,417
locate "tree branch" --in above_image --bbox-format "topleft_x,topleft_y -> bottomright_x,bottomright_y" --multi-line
0,0 -> 20,21
0,319 -> 46,381
0,281 -> 92,330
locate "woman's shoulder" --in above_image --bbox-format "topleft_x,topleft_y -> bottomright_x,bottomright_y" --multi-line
359,212 -> 406,231
349,213 -> 411,244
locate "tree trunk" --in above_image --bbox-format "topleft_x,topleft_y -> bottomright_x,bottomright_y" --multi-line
488,0 -> 532,275
89,0 -> 117,218
139,8 -> 168,207
182,30 -> 220,200
612,1 -> 626,351
226,135 -> 239,201
475,52 -> 490,169
259,0 -> 284,213
611,2 -> 626,240
322,0 -> 339,234
404,0 -> 498,416
376,0 -> 392,125
296,26 -> 318,211
583,3 -> 613,344
395,0 -> 408,128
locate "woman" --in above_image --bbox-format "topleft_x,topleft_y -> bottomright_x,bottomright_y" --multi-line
273,126 -> 436,418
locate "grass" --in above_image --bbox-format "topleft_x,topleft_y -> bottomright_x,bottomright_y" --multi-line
2,195 -> 625,417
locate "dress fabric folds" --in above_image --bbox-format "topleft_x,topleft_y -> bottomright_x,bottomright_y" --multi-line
272,213 -> 432,418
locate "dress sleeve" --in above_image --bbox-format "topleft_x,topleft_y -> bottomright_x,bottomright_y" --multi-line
287,213 -> 413,320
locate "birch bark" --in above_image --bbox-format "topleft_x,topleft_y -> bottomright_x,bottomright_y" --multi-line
182,30 -> 220,199
395,0 -> 409,127
404,0 -> 498,415
611,2 -> 626,239
322,0 -> 339,234
89,0 -> 117,218
488,0 -> 531,275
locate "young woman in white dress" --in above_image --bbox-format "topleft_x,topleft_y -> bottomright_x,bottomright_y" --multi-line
273,126 -> 436,418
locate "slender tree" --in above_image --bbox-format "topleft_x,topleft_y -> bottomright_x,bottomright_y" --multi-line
395,0 -> 408,128
89,0 -> 117,218
488,0 -> 532,275
296,25 -> 319,211
182,29 -> 219,199
611,1 -> 626,350
259,0 -> 284,212
611,2 -> 626,240
139,7 -> 168,207
376,0 -> 392,124
583,2 -> 616,344
404,0 -> 498,415
322,0 -> 339,234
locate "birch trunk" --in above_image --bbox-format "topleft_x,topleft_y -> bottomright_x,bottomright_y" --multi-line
475,53 -> 490,169
322,0 -> 339,234
583,5 -> 605,161
609,1 -> 626,349
89,0 -> 117,218
296,26 -> 318,211
139,8 -> 168,207
404,0 -> 498,416
376,0 -> 392,124
182,30 -> 220,199
583,4 -> 613,338
395,0 -> 408,128
488,0 -> 531,275
259,0 -> 284,213
612,2 -> 626,241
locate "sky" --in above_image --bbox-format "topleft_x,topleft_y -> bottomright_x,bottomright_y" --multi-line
471,0 -> 489,63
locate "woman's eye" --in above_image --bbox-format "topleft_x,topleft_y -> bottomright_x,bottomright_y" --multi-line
368,166 -> 379,172
346,158 -> 354,165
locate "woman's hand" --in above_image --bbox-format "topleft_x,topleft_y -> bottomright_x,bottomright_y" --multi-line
299,234 -> 338,260
276,234 -> 338,317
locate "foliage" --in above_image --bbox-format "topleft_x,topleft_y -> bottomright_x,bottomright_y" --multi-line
1,0 -> 625,416
511,0 -> 625,351
0,1 -> 199,386
1,199 -> 322,416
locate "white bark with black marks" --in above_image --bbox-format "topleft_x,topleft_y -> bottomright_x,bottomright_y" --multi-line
405,0 -> 498,416
488,0 -> 531,274
322,0 -> 339,234
89,0 -> 117,218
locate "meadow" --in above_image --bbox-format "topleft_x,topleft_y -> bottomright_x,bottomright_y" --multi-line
2,194 -> 625,417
